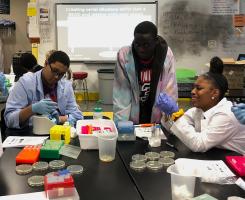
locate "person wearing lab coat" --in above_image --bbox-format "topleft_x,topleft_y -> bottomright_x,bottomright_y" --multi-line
165,57 -> 245,154
4,51 -> 82,129
113,21 -> 177,124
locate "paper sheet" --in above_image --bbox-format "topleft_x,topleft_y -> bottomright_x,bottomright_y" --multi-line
0,191 -> 46,200
0,188 -> 80,200
2,136 -> 48,148
174,158 -> 235,178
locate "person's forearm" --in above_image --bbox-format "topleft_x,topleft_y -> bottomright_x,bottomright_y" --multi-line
19,105 -> 34,126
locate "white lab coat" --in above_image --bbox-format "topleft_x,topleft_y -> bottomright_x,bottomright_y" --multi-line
170,98 -> 245,154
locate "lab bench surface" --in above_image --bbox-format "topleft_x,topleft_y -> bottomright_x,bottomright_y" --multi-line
0,127 -> 244,199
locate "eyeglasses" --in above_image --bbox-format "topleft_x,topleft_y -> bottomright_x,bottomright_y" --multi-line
49,64 -> 66,78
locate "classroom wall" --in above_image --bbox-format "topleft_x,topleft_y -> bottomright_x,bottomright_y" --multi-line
37,0 -> 154,94
1,0 -> 245,94
36,0 -> 245,93
0,0 -> 31,73
159,0 -> 245,74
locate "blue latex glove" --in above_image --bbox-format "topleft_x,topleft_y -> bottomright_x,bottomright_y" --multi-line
67,115 -> 77,127
156,92 -> 178,115
0,72 -> 7,96
48,110 -> 60,124
32,99 -> 58,115
231,103 -> 245,124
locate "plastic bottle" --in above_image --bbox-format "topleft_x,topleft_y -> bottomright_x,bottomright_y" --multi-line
93,107 -> 103,119
93,100 -> 103,119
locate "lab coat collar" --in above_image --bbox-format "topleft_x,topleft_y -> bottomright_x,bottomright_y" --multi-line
125,47 -> 139,103
36,70 -> 45,99
203,98 -> 228,119
57,78 -> 66,98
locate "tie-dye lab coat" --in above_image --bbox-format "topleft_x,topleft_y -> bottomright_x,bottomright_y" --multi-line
113,45 -> 178,124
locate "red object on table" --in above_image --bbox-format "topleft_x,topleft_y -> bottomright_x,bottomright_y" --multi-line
44,170 -> 75,199
16,145 -> 41,165
226,156 -> 245,177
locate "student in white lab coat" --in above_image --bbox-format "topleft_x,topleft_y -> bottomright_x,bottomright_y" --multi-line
166,57 -> 245,154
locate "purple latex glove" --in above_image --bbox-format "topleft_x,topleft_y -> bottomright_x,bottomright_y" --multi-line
156,92 -> 178,115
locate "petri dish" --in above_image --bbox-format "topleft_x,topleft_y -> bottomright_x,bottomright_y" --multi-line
32,161 -> 49,171
160,151 -> 175,159
145,152 -> 160,161
146,161 -> 163,171
49,160 -> 66,170
16,164 -> 32,175
130,160 -> 146,172
67,165 -> 84,175
27,175 -> 44,187
132,154 -> 147,162
158,157 -> 175,167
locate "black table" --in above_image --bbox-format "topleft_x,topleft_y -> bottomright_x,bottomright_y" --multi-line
117,135 -> 244,200
1,127 -> 244,199
1,121 -> 143,199
0,143 -> 141,200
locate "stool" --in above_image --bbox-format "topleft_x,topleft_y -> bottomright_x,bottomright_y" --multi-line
72,72 -> 89,109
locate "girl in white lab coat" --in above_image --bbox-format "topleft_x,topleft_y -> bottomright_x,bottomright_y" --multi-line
169,57 -> 245,154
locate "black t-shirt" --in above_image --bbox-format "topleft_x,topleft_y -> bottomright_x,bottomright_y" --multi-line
138,58 -> 153,123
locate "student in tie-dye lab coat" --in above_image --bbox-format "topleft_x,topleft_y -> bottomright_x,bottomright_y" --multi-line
113,21 -> 178,124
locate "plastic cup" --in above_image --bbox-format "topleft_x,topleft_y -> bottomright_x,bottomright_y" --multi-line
167,164 -> 196,200
98,134 -> 117,162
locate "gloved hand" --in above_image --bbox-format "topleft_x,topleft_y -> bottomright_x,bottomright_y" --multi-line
0,72 -> 7,96
156,92 -> 178,115
67,115 -> 77,127
231,103 -> 245,124
48,110 -> 60,124
32,99 -> 58,115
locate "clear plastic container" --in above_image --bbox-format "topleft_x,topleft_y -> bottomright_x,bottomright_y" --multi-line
77,119 -> 118,150
98,133 -> 117,162
167,164 -> 196,200
148,124 -> 161,147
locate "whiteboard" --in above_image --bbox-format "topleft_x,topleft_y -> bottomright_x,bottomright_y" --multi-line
55,2 -> 157,62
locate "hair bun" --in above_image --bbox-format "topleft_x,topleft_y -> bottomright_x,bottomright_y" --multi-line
209,56 -> 224,74
207,57 -> 228,99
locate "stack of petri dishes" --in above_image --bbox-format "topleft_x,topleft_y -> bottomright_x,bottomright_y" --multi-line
159,151 -> 175,167
130,151 -> 175,172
